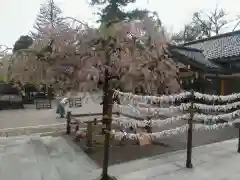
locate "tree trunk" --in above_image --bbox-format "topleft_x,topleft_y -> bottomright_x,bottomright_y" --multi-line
101,67 -> 114,179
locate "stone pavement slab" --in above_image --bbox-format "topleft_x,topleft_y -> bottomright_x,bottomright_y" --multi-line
107,139 -> 240,180
42,136 -> 99,180
0,136 -> 42,180
30,137 -> 61,180
0,135 -> 240,180
0,135 -> 100,180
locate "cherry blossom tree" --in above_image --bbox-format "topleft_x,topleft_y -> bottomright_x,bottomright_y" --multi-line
9,15 -> 180,95
8,15 -> 181,180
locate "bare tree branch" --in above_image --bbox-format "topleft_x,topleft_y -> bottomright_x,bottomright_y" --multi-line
172,6 -> 237,43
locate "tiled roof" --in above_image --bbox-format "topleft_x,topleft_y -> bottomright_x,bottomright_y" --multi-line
183,31 -> 240,61
169,45 -> 223,72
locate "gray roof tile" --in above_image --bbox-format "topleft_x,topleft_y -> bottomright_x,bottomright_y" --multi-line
172,48 -> 219,68
169,45 -> 223,72
183,31 -> 240,60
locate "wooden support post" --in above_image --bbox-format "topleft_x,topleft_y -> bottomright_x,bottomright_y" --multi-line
35,99 -> 39,109
66,111 -> 71,134
86,122 -> 93,152
75,122 -> 81,142
94,118 -> 97,125
75,123 -> 79,132
49,99 -> 52,108
220,79 -> 225,95
146,116 -> 152,133
186,89 -> 194,168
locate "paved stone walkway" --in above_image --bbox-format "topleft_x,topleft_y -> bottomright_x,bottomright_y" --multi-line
0,98 -> 103,129
0,135 -> 99,180
0,135 -> 239,180
103,138 -> 240,180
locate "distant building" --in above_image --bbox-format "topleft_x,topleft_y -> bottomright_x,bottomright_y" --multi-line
169,30 -> 240,95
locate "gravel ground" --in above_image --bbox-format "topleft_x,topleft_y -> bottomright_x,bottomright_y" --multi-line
86,126 -> 238,167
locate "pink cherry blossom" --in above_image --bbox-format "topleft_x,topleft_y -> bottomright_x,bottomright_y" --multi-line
9,16 -> 180,95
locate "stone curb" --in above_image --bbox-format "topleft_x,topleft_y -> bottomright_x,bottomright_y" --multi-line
0,124 -> 67,137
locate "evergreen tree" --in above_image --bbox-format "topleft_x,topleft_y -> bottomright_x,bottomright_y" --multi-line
13,35 -> 33,52
90,0 -> 148,26
31,0 -> 67,38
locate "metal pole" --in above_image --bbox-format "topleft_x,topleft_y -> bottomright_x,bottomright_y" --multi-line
238,128 -> 240,153
186,89 -> 194,168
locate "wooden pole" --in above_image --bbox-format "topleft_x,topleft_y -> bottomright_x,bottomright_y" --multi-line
186,89 -> 194,168
86,122 -> 93,152
220,79 -> 225,95
101,67 -> 115,180
66,111 -> 71,134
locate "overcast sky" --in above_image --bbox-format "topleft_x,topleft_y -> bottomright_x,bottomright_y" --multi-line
0,0 -> 239,48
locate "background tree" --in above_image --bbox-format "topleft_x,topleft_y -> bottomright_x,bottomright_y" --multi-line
233,15 -> 240,31
30,0 -> 68,39
172,6 -> 240,43
9,25 -> 79,86
89,0 -> 149,26
13,35 -> 33,52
